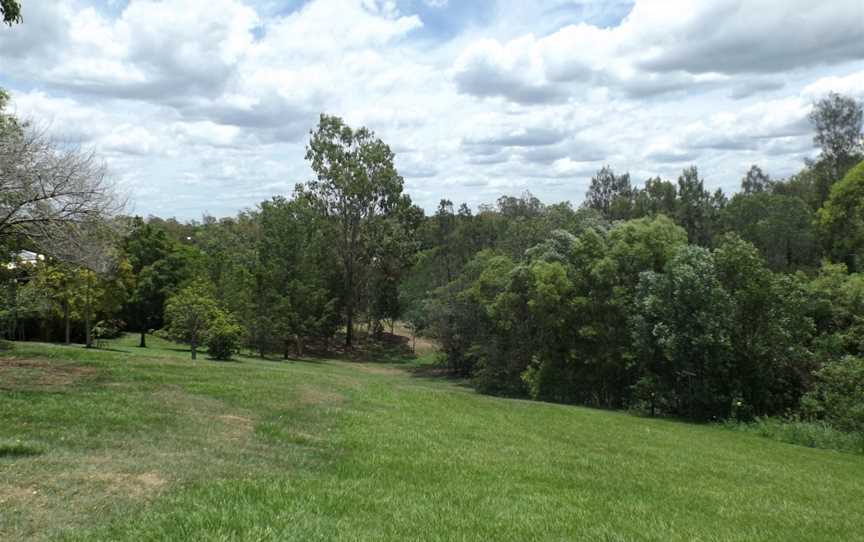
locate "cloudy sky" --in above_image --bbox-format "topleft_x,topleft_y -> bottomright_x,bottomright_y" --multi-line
1,0 -> 863,219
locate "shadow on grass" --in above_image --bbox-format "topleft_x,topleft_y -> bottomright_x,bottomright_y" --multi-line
0,440 -> 44,459
246,332 -> 424,365
90,347 -> 129,354
407,364 -> 476,389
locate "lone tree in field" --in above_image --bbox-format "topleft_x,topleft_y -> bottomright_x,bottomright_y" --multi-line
304,114 -> 409,347
164,282 -> 219,360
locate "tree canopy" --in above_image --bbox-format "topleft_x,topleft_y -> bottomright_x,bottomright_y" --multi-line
1,0 -> 21,26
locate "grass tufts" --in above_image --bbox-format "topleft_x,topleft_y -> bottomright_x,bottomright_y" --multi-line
722,416 -> 864,454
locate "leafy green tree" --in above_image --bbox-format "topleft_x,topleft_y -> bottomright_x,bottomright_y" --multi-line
304,114 -> 413,346
32,261 -> 78,344
76,268 -> 106,349
189,212 -> 264,355
366,202 -> 422,336
632,245 -> 734,419
426,250 -> 515,380
164,281 -> 220,360
818,161 -> 864,271
770,167 -> 820,210
802,356 -> 864,442
632,177 -> 677,218
675,166 -> 722,246
713,234 -> 815,414
1,0 -> 21,26
0,259 -> 49,341
122,218 -> 188,347
812,93 -> 864,163
809,263 -> 864,359
720,192 -> 817,271
520,216 -> 687,406
583,166 -> 633,220
205,312 -> 244,361
741,165 -> 771,194
254,194 -> 340,357
809,93 -> 863,203
432,199 -> 458,283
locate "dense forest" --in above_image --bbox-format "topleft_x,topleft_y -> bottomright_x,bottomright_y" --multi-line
1,86 -> 863,436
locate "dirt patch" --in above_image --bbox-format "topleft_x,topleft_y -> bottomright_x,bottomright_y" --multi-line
349,363 -> 403,376
297,386 -> 346,406
411,336 -> 439,355
0,484 -> 40,504
214,414 -> 255,439
87,470 -> 167,498
0,358 -> 97,390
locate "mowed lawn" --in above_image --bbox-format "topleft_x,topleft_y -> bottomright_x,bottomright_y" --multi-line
1,336 -> 863,541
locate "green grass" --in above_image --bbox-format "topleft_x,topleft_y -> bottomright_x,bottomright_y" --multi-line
1,335 -> 863,541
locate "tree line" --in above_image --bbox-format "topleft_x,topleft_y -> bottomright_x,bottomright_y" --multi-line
1,86 -> 863,437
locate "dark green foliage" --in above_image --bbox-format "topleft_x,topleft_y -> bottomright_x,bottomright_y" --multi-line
818,160 -> 864,271
92,319 -> 125,340
809,263 -> 864,359
304,114 -> 416,347
256,195 -> 341,357
632,177 -> 677,217
809,93 -> 864,204
632,245 -> 735,419
675,166 -> 724,246
741,165 -> 771,194
802,356 -> 864,440
1,0 -> 21,26
720,192 -> 817,271
164,281 -> 220,360
121,218 -> 190,347
582,166 -> 633,220
811,93 -> 864,163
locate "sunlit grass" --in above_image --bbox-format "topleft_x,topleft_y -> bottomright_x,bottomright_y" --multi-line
1,335 -> 862,541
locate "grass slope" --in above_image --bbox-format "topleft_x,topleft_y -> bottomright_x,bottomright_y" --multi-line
1,336 -> 863,541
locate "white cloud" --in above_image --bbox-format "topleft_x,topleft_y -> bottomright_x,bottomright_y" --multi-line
803,71 -> 864,101
453,0 -> 864,104
0,0 -> 861,219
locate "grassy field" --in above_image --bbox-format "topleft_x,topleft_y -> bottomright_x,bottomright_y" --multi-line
1,336 -> 863,541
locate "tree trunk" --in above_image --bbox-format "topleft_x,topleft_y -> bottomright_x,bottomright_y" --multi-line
295,334 -> 303,358
344,254 -> 354,347
85,306 -> 92,348
191,334 -> 197,360
345,302 -> 354,348
138,306 -> 147,347
63,301 -> 71,345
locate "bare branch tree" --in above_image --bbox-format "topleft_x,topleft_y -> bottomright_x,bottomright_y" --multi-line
0,123 -> 124,252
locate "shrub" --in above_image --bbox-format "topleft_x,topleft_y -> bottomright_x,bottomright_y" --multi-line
152,328 -> 172,341
92,319 -> 125,340
802,355 -> 864,437
206,314 -> 244,361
